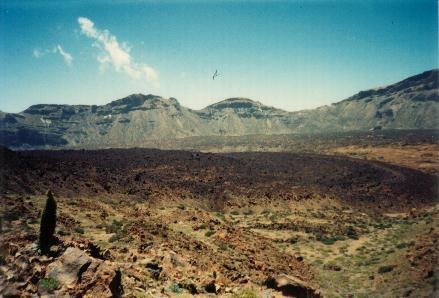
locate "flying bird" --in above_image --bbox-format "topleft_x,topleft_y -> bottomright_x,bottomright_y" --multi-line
212,70 -> 220,80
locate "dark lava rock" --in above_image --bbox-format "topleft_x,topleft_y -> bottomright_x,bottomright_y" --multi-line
265,274 -> 321,298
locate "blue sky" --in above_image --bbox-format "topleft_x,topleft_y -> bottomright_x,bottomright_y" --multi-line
0,0 -> 437,113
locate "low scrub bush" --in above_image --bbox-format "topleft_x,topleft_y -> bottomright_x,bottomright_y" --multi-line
215,212 -> 225,220
396,241 -> 415,249
168,283 -> 182,293
57,229 -> 69,236
74,227 -> 85,234
243,209 -> 254,216
232,288 -> 259,298
318,235 -> 344,245
205,230 -> 215,237
218,242 -> 228,251
4,212 -> 20,221
109,228 -> 129,242
323,261 -> 342,271
38,277 -> 58,291
345,226 -> 358,239
106,219 -> 123,234
374,222 -> 392,229
378,265 -> 395,274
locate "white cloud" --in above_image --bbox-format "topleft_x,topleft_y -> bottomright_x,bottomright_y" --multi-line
32,45 -> 73,66
78,16 -> 157,82
56,45 -> 73,66
33,49 -> 43,58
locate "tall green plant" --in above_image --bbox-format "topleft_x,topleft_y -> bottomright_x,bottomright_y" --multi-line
39,190 -> 57,254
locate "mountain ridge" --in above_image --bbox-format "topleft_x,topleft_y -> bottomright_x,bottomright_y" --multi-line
5,69 -> 437,115
1,69 -> 438,149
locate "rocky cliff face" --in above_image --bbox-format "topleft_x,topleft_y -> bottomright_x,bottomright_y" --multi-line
1,70 -> 437,149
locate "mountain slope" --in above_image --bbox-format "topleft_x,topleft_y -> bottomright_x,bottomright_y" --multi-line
1,70 -> 437,149
197,98 -> 293,135
321,69 -> 438,130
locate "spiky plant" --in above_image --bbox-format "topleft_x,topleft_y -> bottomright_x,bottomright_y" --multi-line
39,190 -> 57,255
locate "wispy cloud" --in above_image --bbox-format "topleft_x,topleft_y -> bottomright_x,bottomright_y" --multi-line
56,45 -> 73,66
32,45 -> 73,66
78,17 -> 157,82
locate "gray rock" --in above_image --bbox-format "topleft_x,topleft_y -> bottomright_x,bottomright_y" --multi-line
45,247 -> 91,285
43,247 -> 123,297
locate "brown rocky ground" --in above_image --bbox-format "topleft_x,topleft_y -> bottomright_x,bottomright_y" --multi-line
0,194 -> 317,297
1,194 -> 437,297
0,130 -> 438,297
327,144 -> 439,174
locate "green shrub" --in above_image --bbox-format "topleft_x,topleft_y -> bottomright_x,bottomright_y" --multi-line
57,229 -> 69,236
232,288 -> 259,298
323,262 -> 342,271
108,223 -> 128,243
106,219 -> 123,234
39,191 -> 57,255
230,210 -> 239,215
108,234 -> 119,243
218,242 -> 228,251
215,212 -> 225,219
319,235 -> 344,245
378,265 -> 395,273
243,209 -> 254,216
29,217 -> 39,224
177,204 -> 186,210
396,241 -> 415,249
205,230 -> 215,237
313,259 -> 324,266
345,226 -> 358,239
168,283 -> 182,293
3,211 -> 19,221
357,255 -> 381,267
374,222 -> 392,229
38,277 -> 58,291
396,242 -> 407,249
74,227 -> 85,234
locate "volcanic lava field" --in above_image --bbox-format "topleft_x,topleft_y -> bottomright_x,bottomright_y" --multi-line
1,147 -> 436,209
0,143 -> 438,297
